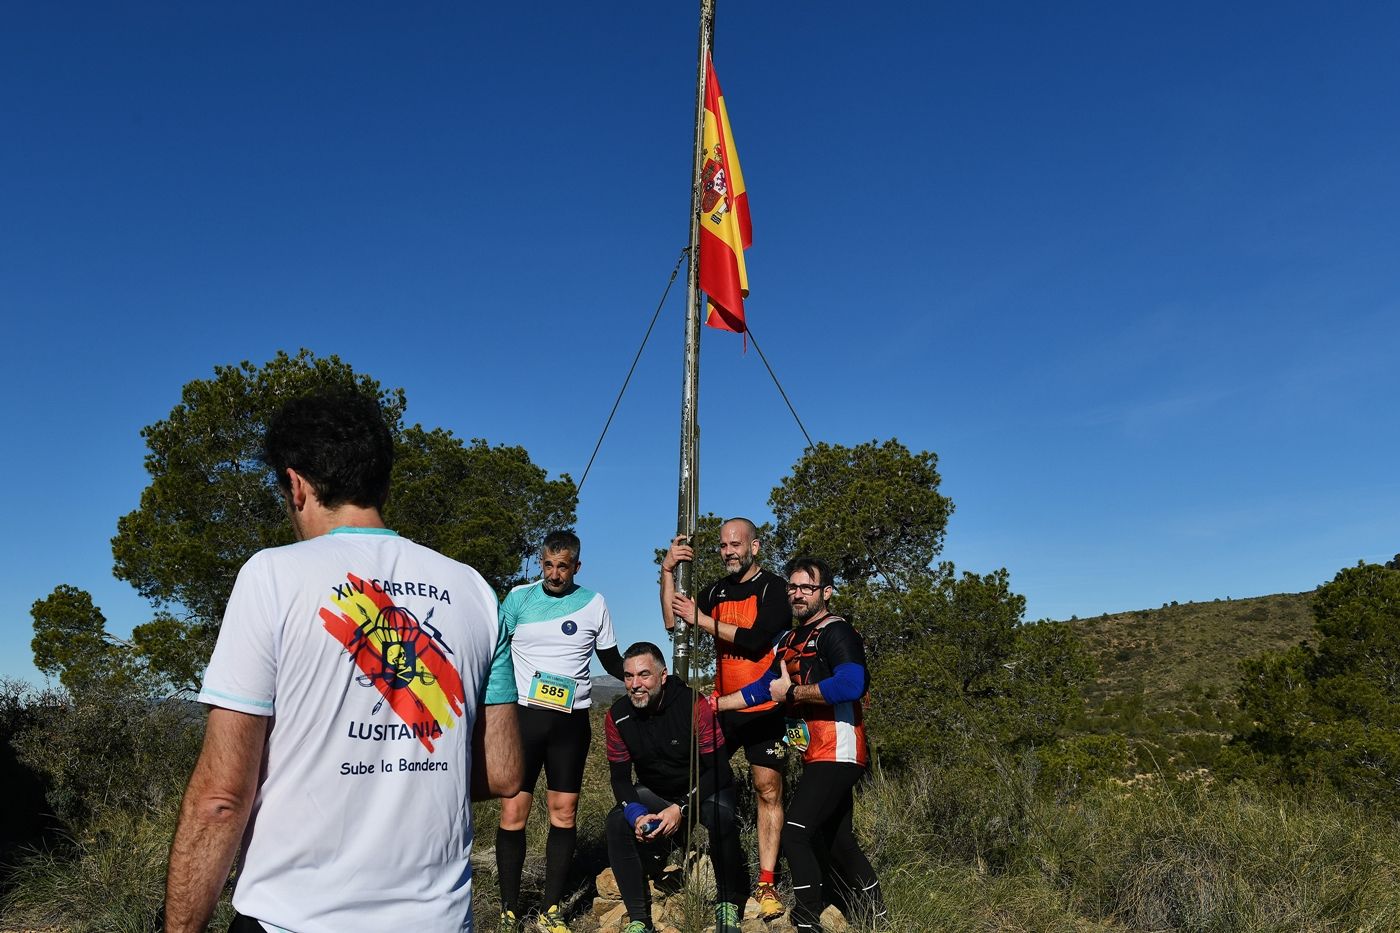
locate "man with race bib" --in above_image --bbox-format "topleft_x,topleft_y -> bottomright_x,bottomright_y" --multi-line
715,557 -> 886,932
495,531 -> 625,933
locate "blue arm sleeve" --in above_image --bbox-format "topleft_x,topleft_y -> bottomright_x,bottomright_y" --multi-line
818,662 -> 866,705
623,802 -> 648,827
741,668 -> 780,708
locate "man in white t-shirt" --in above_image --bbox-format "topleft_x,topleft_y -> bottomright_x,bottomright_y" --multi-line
164,391 -> 522,933
494,531 -> 624,933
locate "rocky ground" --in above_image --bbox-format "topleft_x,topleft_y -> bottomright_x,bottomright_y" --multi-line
590,860 -> 848,933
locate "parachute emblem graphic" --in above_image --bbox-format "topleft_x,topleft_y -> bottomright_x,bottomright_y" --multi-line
347,602 -> 450,702
320,573 -> 467,751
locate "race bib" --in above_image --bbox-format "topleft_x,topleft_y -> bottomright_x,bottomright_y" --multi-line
527,671 -> 577,711
783,718 -> 810,751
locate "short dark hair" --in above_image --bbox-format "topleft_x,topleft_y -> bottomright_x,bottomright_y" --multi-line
623,642 -> 666,668
264,391 -> 394,510
542,530 -> 581,560
784,556 -> 834,588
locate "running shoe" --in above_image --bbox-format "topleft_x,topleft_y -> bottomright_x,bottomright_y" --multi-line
754,881 -> 786,920
715,901 -> 742,933
498,910 -> 519,933
621,922 -> 654,933
535,905 -> 571,933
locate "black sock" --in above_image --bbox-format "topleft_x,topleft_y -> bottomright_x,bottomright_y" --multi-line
543,824 -> 577,908
495,827 -> 527,913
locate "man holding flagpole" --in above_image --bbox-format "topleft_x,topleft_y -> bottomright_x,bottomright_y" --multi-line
661,520 -> 791,921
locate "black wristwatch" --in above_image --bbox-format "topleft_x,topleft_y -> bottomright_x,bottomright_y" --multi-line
785,683 -> 797,705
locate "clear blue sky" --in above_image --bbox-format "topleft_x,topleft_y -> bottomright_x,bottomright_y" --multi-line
3,3 -> 1397,685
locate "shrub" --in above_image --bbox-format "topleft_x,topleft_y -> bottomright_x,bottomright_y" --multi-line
1024,780 -> 1400,930
1,796 -> 235,933
1232,562 -> 1400,810
12,680 -> 205,827
1036,734 -> 1130,798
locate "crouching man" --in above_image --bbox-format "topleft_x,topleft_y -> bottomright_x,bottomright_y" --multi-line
603,643 -> 747,933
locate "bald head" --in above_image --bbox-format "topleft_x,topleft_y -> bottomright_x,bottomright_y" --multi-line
720,517 -> 759,540
718,517 -> 761,581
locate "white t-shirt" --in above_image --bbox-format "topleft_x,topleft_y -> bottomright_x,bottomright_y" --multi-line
199,528 -> 504,933
499,581 -> 615,710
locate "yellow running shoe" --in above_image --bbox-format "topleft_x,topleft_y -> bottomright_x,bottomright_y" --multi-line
535,905 -> 571,933
754,881 -> 785,920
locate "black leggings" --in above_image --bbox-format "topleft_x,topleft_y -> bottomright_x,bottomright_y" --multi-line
604,785 -> 748,924
517,704 -> 593,794
782,762 -> 884,930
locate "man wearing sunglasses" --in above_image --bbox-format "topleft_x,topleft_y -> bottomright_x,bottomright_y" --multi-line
714,557 -> 886,932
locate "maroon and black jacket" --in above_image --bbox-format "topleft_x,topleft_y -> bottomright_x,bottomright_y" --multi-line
604,676 -> 730,810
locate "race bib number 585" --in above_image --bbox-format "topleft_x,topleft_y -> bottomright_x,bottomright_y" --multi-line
527,671 -> 577,711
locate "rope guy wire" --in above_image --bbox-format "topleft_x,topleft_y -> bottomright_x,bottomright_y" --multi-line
576,246 -> 690,496
746,324 -> 814,450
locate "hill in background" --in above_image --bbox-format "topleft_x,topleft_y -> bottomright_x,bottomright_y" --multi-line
590,593 -> 1319,775
591,674 -> 625,705
1066,591 -> 1315,773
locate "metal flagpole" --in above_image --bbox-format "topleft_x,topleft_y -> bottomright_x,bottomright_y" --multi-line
673,0 -> 715,682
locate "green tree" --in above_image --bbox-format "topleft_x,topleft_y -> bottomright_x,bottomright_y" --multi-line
111,350 -> 405,632
388,425 -> 576,590
30,585 -> 129,693
1228,561 -> 1400,808
25,587 -> 206,825
839,569 -> 1088,766
769,439 -> 952,588
768,440 -> 1089,768
75,348 -> 571,693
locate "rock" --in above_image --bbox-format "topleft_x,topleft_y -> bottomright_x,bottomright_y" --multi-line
687,853 -> 716,896
651,865 -> 688,897
819,904 -> 848,931
594,896 -> 622,918
596,902 -> 626,931
767,914 -> 797,933
596,867 -> 622,899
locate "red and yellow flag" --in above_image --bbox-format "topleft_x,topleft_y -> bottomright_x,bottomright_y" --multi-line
698,52 -> 752,334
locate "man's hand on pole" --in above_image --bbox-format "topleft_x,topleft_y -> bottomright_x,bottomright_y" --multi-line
661,535 -> 694,573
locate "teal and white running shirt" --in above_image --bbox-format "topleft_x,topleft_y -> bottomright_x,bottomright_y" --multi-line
499,580 -> 616,710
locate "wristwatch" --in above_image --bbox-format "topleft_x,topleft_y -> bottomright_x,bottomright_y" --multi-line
785,683 -> 797,705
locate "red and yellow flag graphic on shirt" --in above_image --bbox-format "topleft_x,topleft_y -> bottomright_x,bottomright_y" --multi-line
699,52 -> 752,334
321,573 -> 466,752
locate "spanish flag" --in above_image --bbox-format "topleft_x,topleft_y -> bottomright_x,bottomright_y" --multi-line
699,52 -> 752,334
